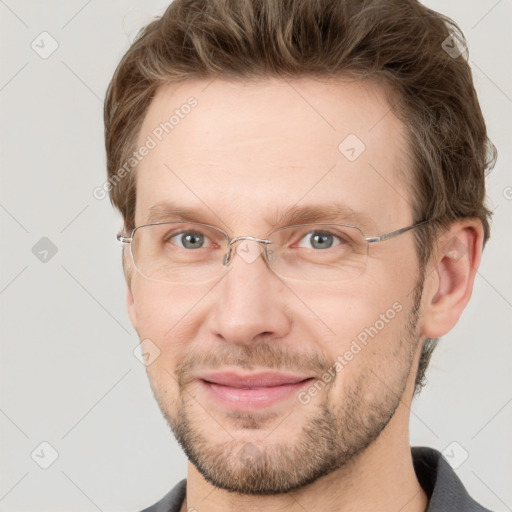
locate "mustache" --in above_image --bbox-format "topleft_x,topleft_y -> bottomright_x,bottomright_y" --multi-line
175,342 -> 333,388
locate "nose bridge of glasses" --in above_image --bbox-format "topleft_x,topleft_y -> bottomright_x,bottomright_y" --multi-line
223,236 -> 272,266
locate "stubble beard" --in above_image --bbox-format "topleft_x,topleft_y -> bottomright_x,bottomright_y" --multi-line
154,282 -> 423,495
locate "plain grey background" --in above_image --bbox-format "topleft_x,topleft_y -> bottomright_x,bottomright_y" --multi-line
0,1 -> 511,511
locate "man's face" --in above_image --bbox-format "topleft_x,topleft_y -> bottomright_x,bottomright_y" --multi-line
128,77 -> 425,494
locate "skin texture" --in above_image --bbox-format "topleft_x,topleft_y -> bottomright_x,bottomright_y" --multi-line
124,77 -> 483,512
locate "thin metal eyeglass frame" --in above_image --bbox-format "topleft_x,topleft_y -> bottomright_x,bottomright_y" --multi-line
116,219 -> 429,277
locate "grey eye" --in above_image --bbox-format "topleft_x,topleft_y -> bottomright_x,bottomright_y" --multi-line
298,231 -> 342,250
170,231 -> 207,249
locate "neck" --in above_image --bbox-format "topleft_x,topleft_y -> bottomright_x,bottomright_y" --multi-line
181,403 -> 428,512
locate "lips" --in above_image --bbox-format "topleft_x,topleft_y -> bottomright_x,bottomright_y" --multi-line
196,371 -> 315,410
199,371 -> 312,388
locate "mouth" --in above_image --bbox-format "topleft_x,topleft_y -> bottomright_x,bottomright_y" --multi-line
197,371 -> 315,409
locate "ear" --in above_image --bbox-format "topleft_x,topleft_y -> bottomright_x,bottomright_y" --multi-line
420,219 -> 484,338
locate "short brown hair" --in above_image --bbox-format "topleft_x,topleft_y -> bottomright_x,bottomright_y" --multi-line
104,0 -> 496,393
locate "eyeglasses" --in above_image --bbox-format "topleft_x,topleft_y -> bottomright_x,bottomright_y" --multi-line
117,220 -> 428,284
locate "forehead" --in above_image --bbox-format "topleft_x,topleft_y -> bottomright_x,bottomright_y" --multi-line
134,77 -> 411,232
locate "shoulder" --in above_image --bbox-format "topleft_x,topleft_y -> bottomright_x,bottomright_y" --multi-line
412,446 -> 494,512
139,479 -> 187,512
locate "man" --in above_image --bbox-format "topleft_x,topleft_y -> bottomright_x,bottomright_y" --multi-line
104,1 -> 496,510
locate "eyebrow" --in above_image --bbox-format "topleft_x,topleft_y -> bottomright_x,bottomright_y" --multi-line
145,200 -> 376,232
146,201 -> 211,225
270,203 -> 376,230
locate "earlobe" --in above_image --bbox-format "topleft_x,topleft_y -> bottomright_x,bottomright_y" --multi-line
420,221 -> 483,338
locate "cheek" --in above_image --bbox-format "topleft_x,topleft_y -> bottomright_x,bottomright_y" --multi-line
294,276 -> 407,341
325,306 -> 413,406
296,274 -> 414,379
131,279 -> 211,382
131,278 -> 208,338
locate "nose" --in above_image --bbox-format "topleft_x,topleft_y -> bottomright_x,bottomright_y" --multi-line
208,239 -> 292,346
222,235 -> 272,267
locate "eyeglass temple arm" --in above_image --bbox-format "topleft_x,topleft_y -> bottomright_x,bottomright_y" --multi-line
365,220 -> 429,243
